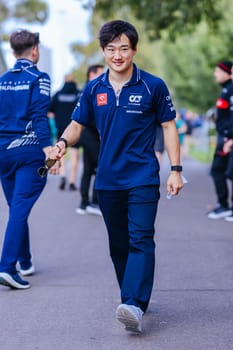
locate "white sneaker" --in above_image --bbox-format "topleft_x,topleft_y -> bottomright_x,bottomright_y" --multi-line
116,304 -> 143,333
86,204 -> 102,216
19,265 -> 35,276
225,214 -> 233,222
207,206 -> 232,219
75,207 -> 87,215
0,272 -> 30,289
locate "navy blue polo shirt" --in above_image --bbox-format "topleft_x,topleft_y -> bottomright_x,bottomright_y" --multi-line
72,64 -> 176,190
0,59 -> 51,151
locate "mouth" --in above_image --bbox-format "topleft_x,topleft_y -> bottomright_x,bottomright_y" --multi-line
113,61 -> 124,66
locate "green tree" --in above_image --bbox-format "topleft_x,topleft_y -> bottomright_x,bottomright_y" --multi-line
0,0 -> 48,36
74,0 -> 233,113
12,0 -> 48,23
78,0 -> 222,40
71,14 -> 105,86
161,0 -> 233,113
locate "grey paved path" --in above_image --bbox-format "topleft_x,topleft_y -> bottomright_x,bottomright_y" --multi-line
0,156 -> 233,350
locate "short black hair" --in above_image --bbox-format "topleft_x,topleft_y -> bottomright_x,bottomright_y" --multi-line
10,29 -> 40,55
87,64 -> 104,80
99,20 -> 138,49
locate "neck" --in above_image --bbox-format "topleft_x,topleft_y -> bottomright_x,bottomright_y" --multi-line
109,66 -> 133,93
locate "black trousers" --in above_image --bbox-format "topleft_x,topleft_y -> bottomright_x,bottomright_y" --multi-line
80,130 -> 100,207
210,138 -> 233,208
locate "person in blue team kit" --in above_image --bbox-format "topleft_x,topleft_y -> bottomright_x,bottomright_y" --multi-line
0,29 -> 55,290
51,20 -> 183,333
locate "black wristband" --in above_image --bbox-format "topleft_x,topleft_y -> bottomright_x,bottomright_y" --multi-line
58,137 -> 68,148
171,165 -> 183,172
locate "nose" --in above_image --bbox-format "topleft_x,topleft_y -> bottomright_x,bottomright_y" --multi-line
113,49 -> 122,59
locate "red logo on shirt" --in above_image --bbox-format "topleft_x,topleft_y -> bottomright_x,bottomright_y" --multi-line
97,93 -> 107,106
216,98 -> 229,109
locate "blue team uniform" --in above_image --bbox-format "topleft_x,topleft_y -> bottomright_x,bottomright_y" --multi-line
72,64 -> 176,312
0,59 -> 51,274
72,64 -> 175,190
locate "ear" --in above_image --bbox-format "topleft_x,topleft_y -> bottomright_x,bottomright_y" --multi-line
32,45 -> 38,55
31,45 -> 39,60
101,48 -> 106,60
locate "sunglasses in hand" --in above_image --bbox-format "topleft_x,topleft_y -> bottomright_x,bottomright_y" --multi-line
37,158 -> 57,177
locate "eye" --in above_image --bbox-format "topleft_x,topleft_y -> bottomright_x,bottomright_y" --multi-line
106,47 -> 114,53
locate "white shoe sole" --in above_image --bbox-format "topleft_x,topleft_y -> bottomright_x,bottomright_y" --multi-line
75,208 -> 87,215
86,207 -> 102,216
116,305 -> 142,333
208,210 -> 232,219
0,273 -> 30,289
19,265 -> 35,276
224,216 -> 233,222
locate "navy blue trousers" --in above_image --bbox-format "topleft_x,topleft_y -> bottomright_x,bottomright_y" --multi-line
0,147 -> 46,274
98,185 -> 159,312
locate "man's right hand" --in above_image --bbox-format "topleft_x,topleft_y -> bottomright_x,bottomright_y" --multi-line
223,139 -> 233,153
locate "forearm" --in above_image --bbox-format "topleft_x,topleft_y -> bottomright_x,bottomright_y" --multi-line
47,120 -> 84,162
61,120 -> 84,146
162,120 -> 181,165
162,119 -> 183,196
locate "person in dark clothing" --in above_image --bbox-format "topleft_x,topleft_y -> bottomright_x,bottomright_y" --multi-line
153,124 -> 165,165
76,64 -> 104,215
208,61 -> 233,220
48,74 -> 82,190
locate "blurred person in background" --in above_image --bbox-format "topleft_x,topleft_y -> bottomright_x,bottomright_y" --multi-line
222,65 -> 233,222
48,74 -> 82,191
153,124 -> 165,165
207,61 -> 233,220
175,112 -> 187,159
76,64 -> 104,216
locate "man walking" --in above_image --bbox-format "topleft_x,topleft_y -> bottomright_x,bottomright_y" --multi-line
51,20 -> 183,333
0,29 -> 53,289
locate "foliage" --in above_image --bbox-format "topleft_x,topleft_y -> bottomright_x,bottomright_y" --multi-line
73,0 -> 233,114
161,1 -> 233,113
0,0 -> 48,35
13,0 -> 48,23
78,0 -> 222,40
71,14 -> 105,86
190,141 -> 215,164
0,2 -> 9,24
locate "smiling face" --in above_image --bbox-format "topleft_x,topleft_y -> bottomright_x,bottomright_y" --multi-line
102,34 -> 137,75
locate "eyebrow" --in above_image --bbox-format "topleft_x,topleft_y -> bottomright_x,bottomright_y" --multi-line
106,44 -> 130,48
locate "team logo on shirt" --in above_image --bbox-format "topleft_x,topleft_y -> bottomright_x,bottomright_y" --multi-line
97,93 -> 107,106
129,94 -> 142,104
166,95 -> 175,111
